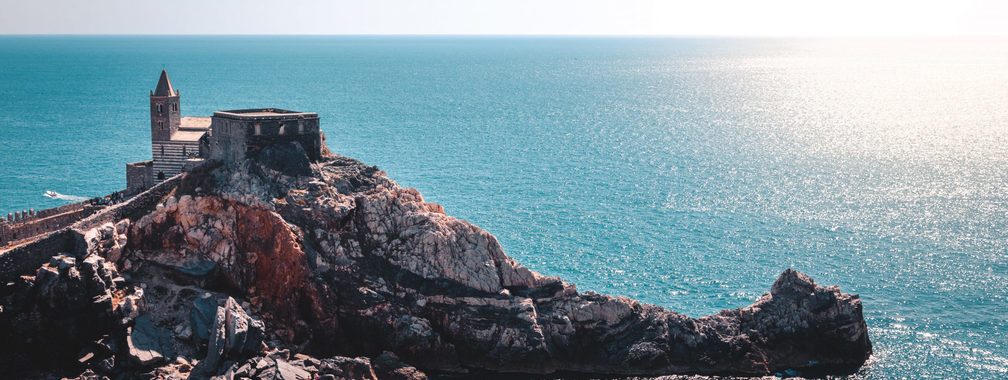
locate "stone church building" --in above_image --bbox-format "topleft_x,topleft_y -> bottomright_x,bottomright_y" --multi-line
126,70 -> 322,194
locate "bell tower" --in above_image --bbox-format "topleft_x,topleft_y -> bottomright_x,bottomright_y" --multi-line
150,69 -> 181,142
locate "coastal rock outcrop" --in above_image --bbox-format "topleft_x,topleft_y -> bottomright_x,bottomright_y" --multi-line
0,254 -> 135,373
0,144 -> 872,378
219,350 -> 386,380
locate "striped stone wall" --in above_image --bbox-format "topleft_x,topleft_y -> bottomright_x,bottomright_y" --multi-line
152,140 -> 200,179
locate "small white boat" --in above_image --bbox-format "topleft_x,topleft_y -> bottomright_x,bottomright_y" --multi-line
43,190 -> 91,202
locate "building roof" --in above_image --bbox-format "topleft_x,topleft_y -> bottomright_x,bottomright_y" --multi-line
170,117 -> 211,142
214,108 -> 318,120
180,116 -> 211,130
171,130 -> 206,142
153,69 -> 177,97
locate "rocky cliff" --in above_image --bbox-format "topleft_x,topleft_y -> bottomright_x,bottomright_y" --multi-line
0,142 -> 872,379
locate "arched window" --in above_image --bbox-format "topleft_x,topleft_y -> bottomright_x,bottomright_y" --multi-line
278,124 -> 285,135
157,104 -> 162,114
161,145 -> 164,156
157,171 -> 165,180
159,121 -> 164,130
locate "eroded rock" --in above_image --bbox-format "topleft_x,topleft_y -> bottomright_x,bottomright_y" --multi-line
192,296 -> 266,377
0,146 -> 871,378
218,350 -> 381,380
126,315 -> 174,367
0,254 -> 134,372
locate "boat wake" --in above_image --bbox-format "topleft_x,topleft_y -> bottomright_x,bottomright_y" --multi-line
44,190 -> 90,202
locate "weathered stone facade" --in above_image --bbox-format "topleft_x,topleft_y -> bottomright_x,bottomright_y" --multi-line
152,117 -> 210,179
125,160 -> 154,194
207,109 -> 322,164
149,69 -> 180,142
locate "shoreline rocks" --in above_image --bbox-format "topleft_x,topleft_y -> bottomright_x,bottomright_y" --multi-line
0,146 -> 872,378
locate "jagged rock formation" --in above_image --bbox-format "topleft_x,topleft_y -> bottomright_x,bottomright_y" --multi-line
0,141 -> 872,379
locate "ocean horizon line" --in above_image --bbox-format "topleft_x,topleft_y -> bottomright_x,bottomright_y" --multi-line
1,33 -> 1006,39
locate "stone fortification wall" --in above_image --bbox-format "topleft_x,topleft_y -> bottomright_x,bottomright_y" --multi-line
207,117 -> 248,164
208,112 -> 322,164
0,169 -> 188,282
0,172 -> 186,282
0,206 -> 100,247
244,117 -> 322,161
126,160 -> 154,194
0,229 -> 78,283
74,172 -> 185,231
0,200 -> 105,247
0,189 -> 133,247
6,200 -> 85,222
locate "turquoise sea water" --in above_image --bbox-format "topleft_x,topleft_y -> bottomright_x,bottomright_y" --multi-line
1,36 -> 1006,378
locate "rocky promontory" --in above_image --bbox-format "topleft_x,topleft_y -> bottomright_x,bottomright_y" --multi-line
0,142 -> 872,379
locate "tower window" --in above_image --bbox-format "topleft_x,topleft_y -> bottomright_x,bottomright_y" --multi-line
254,123 -> 261,136
278,124 -> 285,135
161,145 -> 164,156
157,104 -> 162,114
157,171 -> 165,180
159,121 -> 164,130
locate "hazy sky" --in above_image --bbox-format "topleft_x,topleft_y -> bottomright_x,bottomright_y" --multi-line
1,0 -> 1005,36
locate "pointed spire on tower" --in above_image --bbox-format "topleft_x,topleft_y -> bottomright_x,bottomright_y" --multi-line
153,69 -> 177,97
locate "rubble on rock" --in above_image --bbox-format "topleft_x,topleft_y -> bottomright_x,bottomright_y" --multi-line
219,349 -> 379,380
0,254 -> 134,373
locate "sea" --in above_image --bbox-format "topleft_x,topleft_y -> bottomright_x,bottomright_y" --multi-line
0,36 -> 1005,379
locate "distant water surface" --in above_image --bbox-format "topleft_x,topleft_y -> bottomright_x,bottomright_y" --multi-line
0,36 -> 1006,379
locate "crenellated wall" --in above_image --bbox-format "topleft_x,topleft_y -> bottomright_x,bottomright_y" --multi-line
0,172 -> 185,282
1,202 -> 99,247
0,170 -> 190,281
0,159 -> 199,250
0,191 -> 132,247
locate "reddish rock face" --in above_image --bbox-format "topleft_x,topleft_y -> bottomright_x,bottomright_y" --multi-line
126,194 -> 338,345
233,204 -> 313,324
